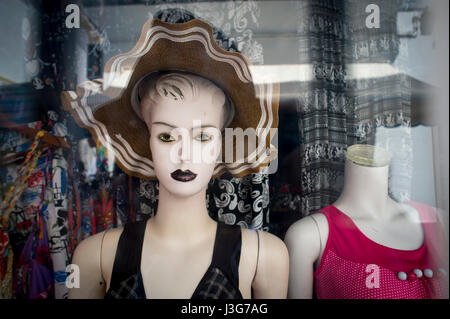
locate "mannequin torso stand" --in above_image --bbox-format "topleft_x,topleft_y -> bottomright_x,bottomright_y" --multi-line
331,155 -> 424,252
285,144 -> 428,299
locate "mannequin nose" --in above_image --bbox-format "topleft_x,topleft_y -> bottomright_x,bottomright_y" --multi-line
178,139 -> 191,162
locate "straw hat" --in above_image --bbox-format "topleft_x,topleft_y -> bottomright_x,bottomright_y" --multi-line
61,17 -> 279,180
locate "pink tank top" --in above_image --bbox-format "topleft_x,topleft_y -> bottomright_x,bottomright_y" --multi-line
313,202 -> 448,299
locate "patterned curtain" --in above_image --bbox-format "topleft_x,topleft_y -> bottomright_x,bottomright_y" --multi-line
345,0 -> 412,203
269,0 -> 412,238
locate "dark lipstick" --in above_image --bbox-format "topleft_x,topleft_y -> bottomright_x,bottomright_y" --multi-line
170,169 -> 197,182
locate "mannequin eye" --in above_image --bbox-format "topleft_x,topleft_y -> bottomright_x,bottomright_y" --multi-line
158,133 -> 175,143
194,132 -> 212,142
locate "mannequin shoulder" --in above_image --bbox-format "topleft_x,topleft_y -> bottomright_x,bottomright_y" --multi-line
68,227 -> 125,298
72,232 -> 103,262
241,228 -> 288,262
284,213 -> 329,252
71,227 -> 124,272
242,229 -> 289,298
73,227 -> 123,256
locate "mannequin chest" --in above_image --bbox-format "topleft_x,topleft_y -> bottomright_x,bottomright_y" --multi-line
350,213 -> 425,251
103,226 -> 256,299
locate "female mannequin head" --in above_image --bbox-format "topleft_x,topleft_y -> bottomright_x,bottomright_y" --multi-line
61,17 -> 279,182
138,72 -> 232,197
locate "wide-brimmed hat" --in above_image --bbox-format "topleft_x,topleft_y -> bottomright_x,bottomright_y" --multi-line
60,17 -> 279,180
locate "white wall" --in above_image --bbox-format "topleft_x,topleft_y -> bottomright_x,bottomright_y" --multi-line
429,0 -> 449,229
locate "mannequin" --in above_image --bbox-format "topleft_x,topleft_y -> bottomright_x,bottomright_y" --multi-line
68,72 -> 289,299
285,144 -> 448,299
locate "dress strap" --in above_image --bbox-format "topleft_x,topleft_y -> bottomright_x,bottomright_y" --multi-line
109,221 -> 147,291
210,222 -> 242,285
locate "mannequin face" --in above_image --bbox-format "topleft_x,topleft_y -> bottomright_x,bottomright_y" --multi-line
141,73 -> 225,197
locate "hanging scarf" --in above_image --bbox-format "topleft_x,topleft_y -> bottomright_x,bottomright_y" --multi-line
15,207 -> 54,299
0,130 -> 46,298
0,229 -> 13,298
15,149 -> 54,299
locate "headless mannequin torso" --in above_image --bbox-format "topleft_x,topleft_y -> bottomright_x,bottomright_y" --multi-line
285,144 -> 426,298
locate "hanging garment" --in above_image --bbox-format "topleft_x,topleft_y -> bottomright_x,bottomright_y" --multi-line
0,229 -> 13,298
313,202 -> 448,299
15,209 -> 54,299
105,221 -> 243,299
0,130 -> 48,299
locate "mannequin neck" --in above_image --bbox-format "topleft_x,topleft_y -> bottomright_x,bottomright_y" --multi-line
150,183 -> 216,242
334,159 -> 392,220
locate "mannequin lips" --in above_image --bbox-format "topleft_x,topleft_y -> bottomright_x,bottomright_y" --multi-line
170,169 -> 197,182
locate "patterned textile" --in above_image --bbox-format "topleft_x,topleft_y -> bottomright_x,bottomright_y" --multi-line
0,229 -> 13,298
0,125 -> 63,299
7,116 -> 120,300
313,204 -> 447,299
46,146 -> 70,299
292,0 -> 412,222
208,172 -> 271,231
105,221 -> 243,299
15,208 -> 54,299
193,267 -> 240,299
0,125 -> 46,298
107,274 -> 143,299
106,267 -> 242,300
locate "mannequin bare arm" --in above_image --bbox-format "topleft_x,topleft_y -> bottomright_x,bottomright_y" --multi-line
284,214 -> 328,299
68,231 -> 107,299
252,231 -> 289,298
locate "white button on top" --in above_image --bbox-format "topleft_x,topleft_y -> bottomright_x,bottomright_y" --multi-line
398,271 -> 407,281
438,268 -> 447,277
424,268 -> 433,278
413,269 -> 423,278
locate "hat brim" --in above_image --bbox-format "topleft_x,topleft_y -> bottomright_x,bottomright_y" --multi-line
61,18 -> 279,180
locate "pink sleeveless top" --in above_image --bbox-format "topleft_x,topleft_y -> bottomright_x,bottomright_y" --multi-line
313,202 -> 448,299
